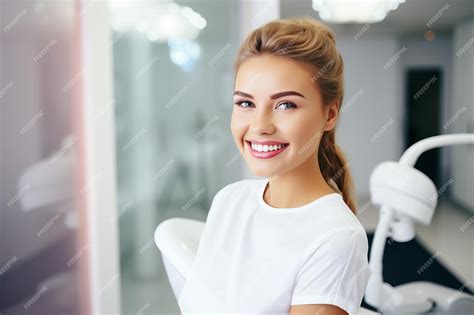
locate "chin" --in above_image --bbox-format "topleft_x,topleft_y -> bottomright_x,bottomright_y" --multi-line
247,164 -> 279,178
250,169 -> 268,177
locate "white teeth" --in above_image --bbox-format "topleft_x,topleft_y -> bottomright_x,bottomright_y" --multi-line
250,142 -> 287,152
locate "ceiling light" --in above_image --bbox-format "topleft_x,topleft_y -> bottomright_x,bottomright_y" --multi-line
312,0 -> 406,24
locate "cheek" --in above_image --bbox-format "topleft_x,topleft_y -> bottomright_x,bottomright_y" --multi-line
230,111 -> 245,142
284,115 -> 322,153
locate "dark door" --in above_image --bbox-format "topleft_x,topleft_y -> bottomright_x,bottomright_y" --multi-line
405,68 -> 441,186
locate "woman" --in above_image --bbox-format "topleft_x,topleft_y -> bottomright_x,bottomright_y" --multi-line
178,17 -> 372,315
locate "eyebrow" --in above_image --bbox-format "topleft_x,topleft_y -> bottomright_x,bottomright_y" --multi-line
233,90 -> 306,99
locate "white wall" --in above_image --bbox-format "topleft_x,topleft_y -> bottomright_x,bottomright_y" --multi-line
337,37 -> 404,199
451,18 -> 474,211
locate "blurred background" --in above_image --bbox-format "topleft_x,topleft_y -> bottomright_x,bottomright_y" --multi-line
0,0 -> 473,314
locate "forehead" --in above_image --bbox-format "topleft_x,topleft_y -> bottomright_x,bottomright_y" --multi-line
234,54 -> 317,96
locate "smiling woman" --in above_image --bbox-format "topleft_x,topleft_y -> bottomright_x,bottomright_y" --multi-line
178,17 -> 372,315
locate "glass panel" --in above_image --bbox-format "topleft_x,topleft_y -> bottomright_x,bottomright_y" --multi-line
0,1 -> 88,314
109,0 -> 242,313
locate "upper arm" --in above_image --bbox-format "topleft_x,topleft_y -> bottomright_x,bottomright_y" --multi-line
290,228 -> 372,314
289,303 -> 348,315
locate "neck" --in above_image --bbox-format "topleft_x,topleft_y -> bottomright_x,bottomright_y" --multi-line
264,155 -> 337,208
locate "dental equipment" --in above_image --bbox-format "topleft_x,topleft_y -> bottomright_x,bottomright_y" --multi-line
365,133 -> 474,314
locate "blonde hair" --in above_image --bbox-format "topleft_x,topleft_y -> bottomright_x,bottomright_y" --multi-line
234,17 -> 358,214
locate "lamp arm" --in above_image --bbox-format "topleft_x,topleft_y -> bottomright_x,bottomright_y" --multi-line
399,133 -> 474,167
365,205 -> 398,308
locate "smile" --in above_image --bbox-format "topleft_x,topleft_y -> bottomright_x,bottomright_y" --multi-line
245,140 -> 289,159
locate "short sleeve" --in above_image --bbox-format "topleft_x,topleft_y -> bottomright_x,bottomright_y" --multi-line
291,228 -> 372,315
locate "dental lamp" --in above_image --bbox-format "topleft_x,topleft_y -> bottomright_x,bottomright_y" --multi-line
365,133 -> 474,314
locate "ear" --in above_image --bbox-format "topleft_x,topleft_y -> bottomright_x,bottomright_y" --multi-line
323,101 -> 339,131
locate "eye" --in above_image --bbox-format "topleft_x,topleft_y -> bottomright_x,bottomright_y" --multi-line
234,100 -> 254,108
276,101 -> 297,110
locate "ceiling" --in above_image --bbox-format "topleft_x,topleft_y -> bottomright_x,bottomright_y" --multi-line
281,0 -> 474,37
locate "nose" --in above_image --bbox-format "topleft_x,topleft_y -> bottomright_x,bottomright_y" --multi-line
250,109 -> 276,134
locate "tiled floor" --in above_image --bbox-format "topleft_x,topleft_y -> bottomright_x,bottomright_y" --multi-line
121,196 -> 474,314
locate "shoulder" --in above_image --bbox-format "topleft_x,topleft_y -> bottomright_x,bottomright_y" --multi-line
312,226 -> 369,259
305,194 -> 365,240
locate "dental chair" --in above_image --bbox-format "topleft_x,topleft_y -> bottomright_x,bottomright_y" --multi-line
154,218 -> 379,314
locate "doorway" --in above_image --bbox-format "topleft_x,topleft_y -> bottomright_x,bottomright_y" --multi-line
405,68 -> 442,186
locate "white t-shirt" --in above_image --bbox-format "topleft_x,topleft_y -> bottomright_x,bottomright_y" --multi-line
178,178 -> 372,315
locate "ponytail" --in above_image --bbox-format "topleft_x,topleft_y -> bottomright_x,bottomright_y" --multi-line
319,129 -> 357,214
